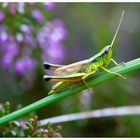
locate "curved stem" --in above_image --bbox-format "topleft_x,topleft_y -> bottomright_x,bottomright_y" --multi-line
39,105 -> 140,125
0,58 -> 140,125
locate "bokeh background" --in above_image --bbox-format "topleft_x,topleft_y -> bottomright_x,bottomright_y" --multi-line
0,3 -> 140,137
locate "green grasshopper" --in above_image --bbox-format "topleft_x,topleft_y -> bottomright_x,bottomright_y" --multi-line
43,11 -> 126,95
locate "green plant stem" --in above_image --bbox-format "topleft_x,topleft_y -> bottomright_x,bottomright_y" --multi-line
39,105 -> 140,125
0,58 -> 140,125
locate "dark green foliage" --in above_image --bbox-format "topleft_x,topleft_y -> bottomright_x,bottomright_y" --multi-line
0,102 -> 62,137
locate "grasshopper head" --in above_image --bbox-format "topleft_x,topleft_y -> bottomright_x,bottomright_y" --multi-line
102,45 -> 112,66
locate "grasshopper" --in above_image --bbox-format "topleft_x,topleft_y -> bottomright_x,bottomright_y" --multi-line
43,11 -> 126,95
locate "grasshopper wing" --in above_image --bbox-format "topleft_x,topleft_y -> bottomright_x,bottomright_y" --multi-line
43,73 -> 86,82
43,62 -> 65,70
54,59 -> 89,75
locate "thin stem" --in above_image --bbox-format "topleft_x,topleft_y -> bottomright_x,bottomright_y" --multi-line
40,105 -> 140,125
0,58 -> 140,125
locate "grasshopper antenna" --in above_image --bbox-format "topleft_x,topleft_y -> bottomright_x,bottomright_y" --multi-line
111,10 -> 125,48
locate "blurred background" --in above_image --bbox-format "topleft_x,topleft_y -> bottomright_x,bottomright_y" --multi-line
0,3 -> 140,137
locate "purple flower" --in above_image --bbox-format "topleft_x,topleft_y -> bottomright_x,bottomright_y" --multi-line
32,9 -> 44,23
44,2 -> 56,10
37,29 -> 48,49
2,2 -> 8,8
15,56 -> 36,76
37,19 -> 67,48
50,19 -> 68,41
37,19 -> 67,63
25,34 -> 35,48
5,43 -> 19,57
20,24 -> 30,33
9,4 -> 16,15
0,11 -> 5,22
15,59 -> 25,75
18,3 -> 25,14
2,3 -> 25,14
1,54 -> 13,69
0,32 -> 8,43
50,27 -> 66,42
0,3 -> 68,85
44,46 -> 66,63
16,33 -> 23,42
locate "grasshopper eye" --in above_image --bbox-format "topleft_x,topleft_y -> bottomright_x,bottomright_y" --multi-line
105,48 -> 109,54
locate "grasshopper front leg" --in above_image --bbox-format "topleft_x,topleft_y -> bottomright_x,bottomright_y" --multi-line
101,66 -> 126,80
110,59 -> 125,66
82,70 -> 96,80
